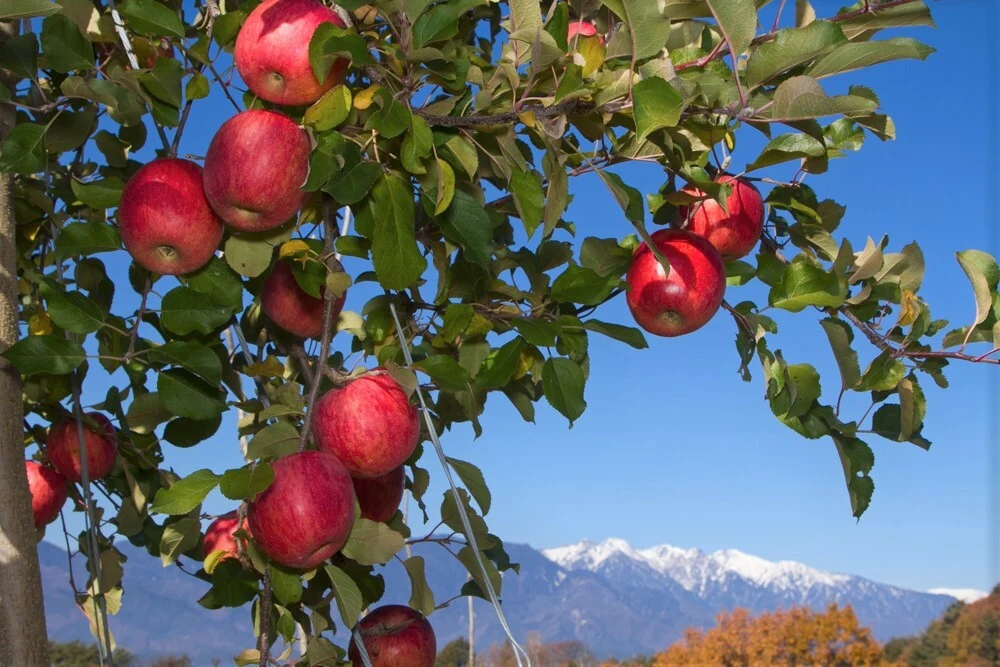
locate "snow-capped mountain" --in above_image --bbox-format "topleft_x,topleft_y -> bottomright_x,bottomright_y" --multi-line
542,538 -> 969,644
927,587 -> 989,603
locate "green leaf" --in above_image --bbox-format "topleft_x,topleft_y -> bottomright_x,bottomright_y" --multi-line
326,157 -> 380,206
819,318 -> 860,389
746,133 -> 826,172
223,235 -> 277,279
246,422 -> 300,460
185,256 -> 244,310
139,56 -> 183,108
769,76 -> 877,122
401,115 -> 433,175
199,560 -> 259,610
414,355 -> 469,392
163,415 -> 222,448
158,368 -> 226,420
371,175 -> 426,289
550,265 -> 620,305
476,338 -> 526,389
308,23 -> 372,82
55,222 -> 120,259
403,556 -> 436,617
768,258 -> 845,312
581,320 -> 648,349
148,341 -> 223,385
341,519 -> 405,566
599,0 -> 670,61
507,0 -> 542,64
784,364 -> 821,419
118,0 -> 186,38
706,0 -> 757,60
268,564 -> 302,606
150,469 -> 221,515
71,177 -> 124,209
512,318 -> 559,347
542,357 -> 586,425
1,0 -> 63,19
446,457 -> 491,514
126,392 -> 172,434
0,32 -> 40,80
159,286 -> 233,335
955,250 -> 999,333
159,517 -> 200,566
745,21 -> 846,88
440,190 -> 494,267
632,78 -> 688,142
808,37 -> 934,80
304,85 -> 352,132
2,335 -> 85,375
220,464 -> 275,501
324,565 -> 364,629
185,72 -> 210,101
833,435 -> 875,518
0,123 -> 46,174
364,89 -> 411,139
40,14 -> 93,73
433,158 -> 455,215
41,283 -> 104,334
412,0 -> 486,49
580,237 -> 632,278
857,349 -> 905,392
837,2 -> 936,41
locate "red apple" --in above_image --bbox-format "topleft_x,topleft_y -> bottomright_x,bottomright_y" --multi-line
678,175 -> 765,261
626,229 -> 726,337
203,510 -> 251,562
311,372 -> 420,479
47,413 -> 118,483
25,461 -> 68,529
203,109 -> 311,232
260,259 -> 346,339
349,605 -> 437,667
235,0 -> 349,106
248,451 -> 355,570
353,467 -> 405,523
118,158 -> 224,275
568,20 -> 599,41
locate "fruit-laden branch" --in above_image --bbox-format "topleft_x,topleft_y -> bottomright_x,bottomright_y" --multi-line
297,205 -> 341,452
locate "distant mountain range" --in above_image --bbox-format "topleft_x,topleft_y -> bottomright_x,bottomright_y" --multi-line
39,537 -> 983,663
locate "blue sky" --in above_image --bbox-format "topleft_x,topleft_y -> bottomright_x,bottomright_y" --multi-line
46,0 -> 999,595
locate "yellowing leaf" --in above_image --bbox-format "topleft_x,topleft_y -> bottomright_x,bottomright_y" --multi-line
244,357 -> 287,378
325,271 -> 352,298
897,289 -> 921,327
203,549 -> 229,575
279,240 -> 312,259
577,35 -> 606,77
29,312 -> 54,336
354,84 -> 382,110
518,110 -> 537,127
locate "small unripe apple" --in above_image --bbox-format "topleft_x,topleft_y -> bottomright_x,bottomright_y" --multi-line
248,451 -> 355,570
260,259 -> 347,339
47,413 -> 118,483
626,229 -> 726,337
203,109 -> 311,232
25,461 -> 68,529
235,0 -> 350,106
118,158 -> 224,275
678,175 -> 765,261
353,467 -> 405,523
203,510 -> 250,562
348,605 -> 437,667
568,20 -> 599,42
312,372 -> 420,479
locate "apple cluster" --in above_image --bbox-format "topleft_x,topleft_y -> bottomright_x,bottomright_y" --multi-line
626,175 -> 765,337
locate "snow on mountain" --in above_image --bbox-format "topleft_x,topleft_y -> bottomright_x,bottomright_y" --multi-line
928,587 -> 989,603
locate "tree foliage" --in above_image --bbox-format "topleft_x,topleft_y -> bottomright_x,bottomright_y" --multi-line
2,0 -> 997,662
653,604 -> 887,666
886,588 -> 1000,667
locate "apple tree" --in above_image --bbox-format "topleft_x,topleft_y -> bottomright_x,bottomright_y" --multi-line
1,0 -> 996,664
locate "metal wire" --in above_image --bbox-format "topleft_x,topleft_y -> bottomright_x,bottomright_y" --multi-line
389,303 -> 530,667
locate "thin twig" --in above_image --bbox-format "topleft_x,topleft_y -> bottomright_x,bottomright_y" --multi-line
258,568 -> 272,667
290,344 -> 316,388
124,275 -> 150,362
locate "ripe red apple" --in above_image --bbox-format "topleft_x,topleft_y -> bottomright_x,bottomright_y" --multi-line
235,0 -> 349,106
25,461 -> 68,529
47,413 -> 118,483
260,259 -> 347,339
678,175 -> 765,261
203,109 -> 311,232
118,158 -> 224,275
626,229 -> 726,337
248,451 -> 355,570
203,510 -> 251,562
348,605 -> 437,667
311,372 -> 420,479
353,467 -> 405,523
568,20 -> 599,42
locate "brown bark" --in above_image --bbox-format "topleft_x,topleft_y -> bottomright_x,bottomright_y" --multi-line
0,19 -> 51,666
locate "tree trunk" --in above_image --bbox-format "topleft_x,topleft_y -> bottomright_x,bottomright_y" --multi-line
0,19 -> 51,666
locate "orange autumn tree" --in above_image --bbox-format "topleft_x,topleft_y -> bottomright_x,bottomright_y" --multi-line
655,604 -> 886,667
